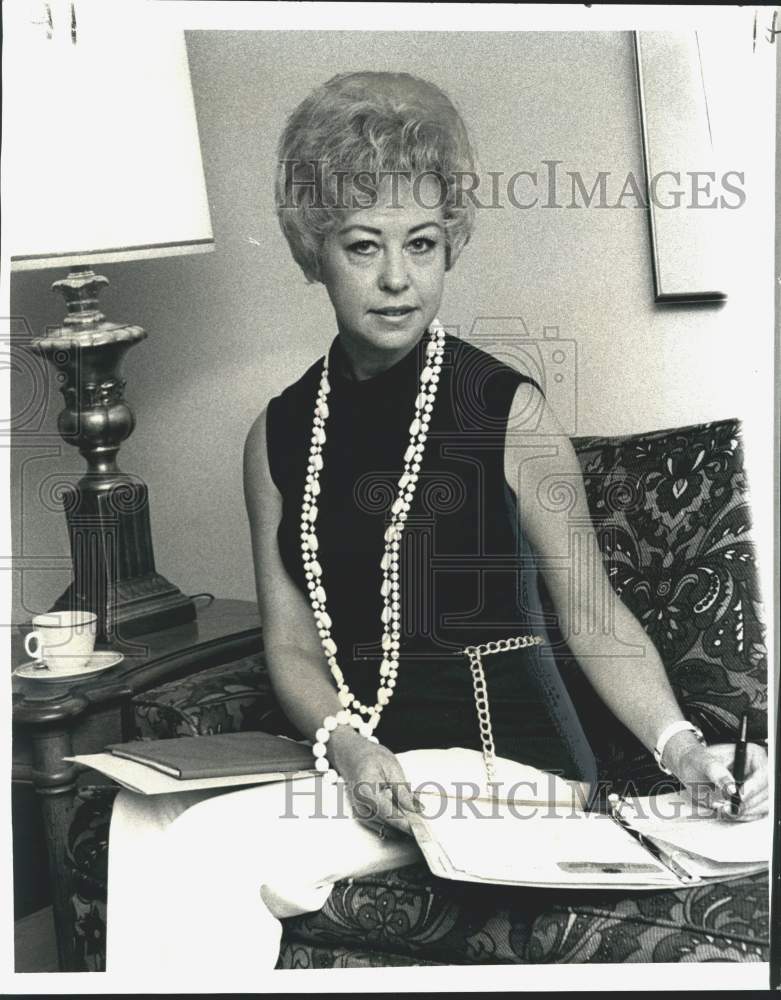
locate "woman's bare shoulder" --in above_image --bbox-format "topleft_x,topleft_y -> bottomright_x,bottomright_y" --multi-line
503,382 -> 581,491
243,406 -> 273,504
245,404 -> 268,449
245,354 -> 326,462
506,380 -> 565,437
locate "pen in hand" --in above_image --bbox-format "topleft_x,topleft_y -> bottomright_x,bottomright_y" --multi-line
729,713 -> 748,817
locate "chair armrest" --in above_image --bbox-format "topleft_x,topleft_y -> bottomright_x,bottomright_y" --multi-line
131,651 -> 297,739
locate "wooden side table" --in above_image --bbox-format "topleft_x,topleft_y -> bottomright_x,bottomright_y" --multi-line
11,598 -> 262,972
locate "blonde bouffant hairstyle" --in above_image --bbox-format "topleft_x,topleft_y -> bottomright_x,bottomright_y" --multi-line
275,71 -> 477,283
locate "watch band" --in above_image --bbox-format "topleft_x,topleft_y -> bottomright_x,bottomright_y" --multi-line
653,720 -> 705,775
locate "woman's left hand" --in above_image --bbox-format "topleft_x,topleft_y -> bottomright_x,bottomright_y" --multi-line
673,741 -> 768,821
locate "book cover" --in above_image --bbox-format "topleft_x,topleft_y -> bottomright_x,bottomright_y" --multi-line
106,731 -> 314,779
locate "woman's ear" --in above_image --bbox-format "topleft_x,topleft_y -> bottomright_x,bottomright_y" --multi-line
305,255 -> 323,284
307,238 -> 328,284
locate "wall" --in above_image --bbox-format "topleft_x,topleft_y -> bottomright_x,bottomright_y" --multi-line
9,30 -> 774,625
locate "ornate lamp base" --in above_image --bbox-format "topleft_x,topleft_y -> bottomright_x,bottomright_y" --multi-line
49,476 -> 196,642
34,266 -> 197,641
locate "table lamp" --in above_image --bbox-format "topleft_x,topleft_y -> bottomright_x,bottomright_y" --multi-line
6,0 -> 214,641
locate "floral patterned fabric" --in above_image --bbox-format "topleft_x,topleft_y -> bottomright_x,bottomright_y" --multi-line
279,863 -> 542,966
278,942 -> 444,968
278,864 -> 768,967
576,420 -> 766,737
67,785 -> 118,971
133,655 -> 296,740
64,418 -> 768,970
555,419 -> 767,793
524,873 -> 768,964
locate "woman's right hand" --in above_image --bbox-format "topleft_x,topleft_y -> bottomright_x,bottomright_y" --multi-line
328,728 -> 420,838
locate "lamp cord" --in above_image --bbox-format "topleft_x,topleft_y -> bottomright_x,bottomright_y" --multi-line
188,593 -> 215,607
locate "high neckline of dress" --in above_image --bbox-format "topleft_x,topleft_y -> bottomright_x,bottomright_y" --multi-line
328,332 -> 428,395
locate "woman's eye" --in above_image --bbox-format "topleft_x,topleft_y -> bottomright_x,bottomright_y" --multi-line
407,237 -> 437,254
347,240 -> 377,256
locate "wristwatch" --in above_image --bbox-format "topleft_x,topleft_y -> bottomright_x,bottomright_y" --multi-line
653,720 -> 706,775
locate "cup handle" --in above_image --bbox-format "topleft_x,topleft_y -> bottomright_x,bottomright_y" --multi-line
24,631 -> 43,664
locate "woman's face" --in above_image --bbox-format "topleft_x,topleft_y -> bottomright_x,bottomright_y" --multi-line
319,174 -> 447,378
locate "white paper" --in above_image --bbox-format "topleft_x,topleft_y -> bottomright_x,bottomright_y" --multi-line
66,753 -> 317,796
620,791 -> 770,864
408,804 -> 679,888
402,757 -> 769,888
397,746 -> 588,806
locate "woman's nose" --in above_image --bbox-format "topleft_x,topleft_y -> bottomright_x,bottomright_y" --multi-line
379,250 -> 410,292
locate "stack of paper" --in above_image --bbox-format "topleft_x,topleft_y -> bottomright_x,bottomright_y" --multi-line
409,806 -> 684,888
616,790 -> 769,879
396,748 -> 769,890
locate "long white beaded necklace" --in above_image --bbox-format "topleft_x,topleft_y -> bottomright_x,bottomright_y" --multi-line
301,319 -> 446,757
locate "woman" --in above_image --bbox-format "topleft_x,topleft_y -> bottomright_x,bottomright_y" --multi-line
106,70 -> 767,981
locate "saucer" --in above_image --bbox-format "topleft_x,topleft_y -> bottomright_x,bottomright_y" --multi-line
14,651 -> 124,682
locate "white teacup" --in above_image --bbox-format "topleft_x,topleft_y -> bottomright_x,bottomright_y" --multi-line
24,610 -> 98,673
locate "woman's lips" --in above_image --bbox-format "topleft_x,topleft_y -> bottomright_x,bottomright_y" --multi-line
370,306 -> 417,318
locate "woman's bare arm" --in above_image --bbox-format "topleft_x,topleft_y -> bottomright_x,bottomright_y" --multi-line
504,384 -> 717,777
243,408 -> 355,752
242,407 -> 418,832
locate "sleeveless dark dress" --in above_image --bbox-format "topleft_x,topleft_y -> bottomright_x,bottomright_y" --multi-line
266,332 -> 596,782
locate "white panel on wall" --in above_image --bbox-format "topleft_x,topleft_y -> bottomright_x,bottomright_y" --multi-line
634,31 -> 727,302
